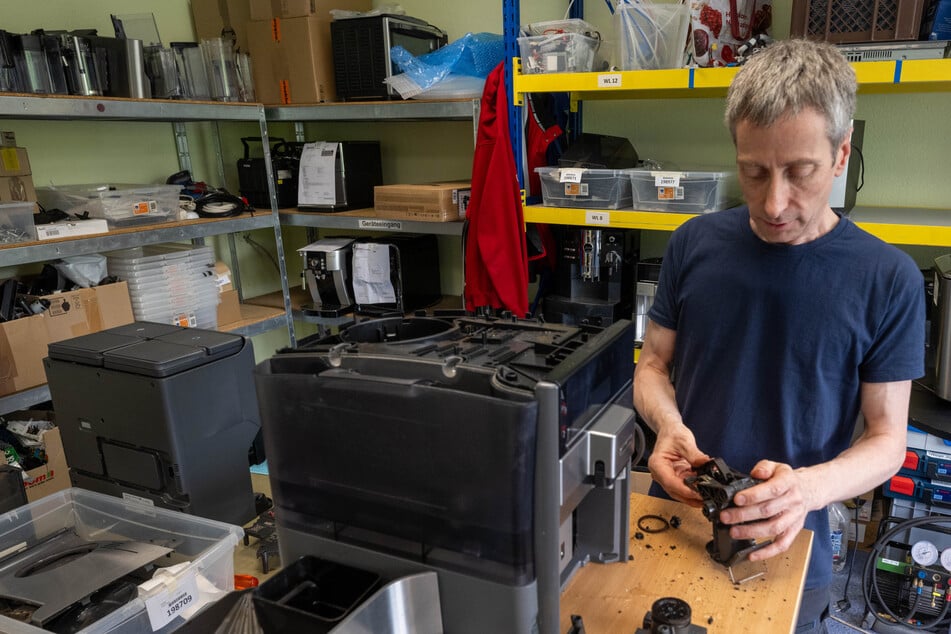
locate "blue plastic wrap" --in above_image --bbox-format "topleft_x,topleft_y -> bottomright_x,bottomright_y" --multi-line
387,32 -> 503,98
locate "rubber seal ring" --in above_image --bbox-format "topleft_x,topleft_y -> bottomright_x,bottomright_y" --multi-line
637,514 -> 671,533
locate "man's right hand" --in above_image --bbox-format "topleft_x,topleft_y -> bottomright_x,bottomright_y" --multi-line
647,425 -> 711,506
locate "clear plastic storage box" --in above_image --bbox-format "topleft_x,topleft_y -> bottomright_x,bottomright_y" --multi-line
36,184 -> 181,227
629,169 -> 740,213
0,201 -> 37,245
536,166 -> 634,209
0,487 -> 243,634
518,33 -> 600,73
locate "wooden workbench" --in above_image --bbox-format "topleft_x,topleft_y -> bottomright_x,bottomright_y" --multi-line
559,493 -> 813,633
236,477 -> 812,632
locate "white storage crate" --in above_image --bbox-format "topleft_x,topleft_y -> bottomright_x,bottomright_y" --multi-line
0,487 -> 242,634
536,167 -> 633,209
630,169 -> 740,213
36,184 -> 182,227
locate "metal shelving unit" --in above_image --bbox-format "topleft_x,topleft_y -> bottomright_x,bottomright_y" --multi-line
0,93 -> 296,415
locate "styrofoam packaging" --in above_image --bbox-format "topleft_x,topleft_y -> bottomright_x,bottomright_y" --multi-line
615,2 -> 690,70
536,166 -> 634,209
630,168 -> 740,213
0,487 -> 242,634
37,184 -> 181,227
518,32 -> 600,73
0,201 -> 37,245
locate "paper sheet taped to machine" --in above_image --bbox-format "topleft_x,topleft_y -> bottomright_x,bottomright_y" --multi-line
298,141 -> 338,206
352,242 -> 395,304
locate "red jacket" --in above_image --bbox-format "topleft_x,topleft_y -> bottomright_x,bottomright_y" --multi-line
464,62 -> 528,316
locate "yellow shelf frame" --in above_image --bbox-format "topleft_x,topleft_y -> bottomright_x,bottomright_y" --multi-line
512,58 -> 951,105
523,205 -> 951,247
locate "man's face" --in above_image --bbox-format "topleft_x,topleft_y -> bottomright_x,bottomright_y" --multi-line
735,108 -> 850,246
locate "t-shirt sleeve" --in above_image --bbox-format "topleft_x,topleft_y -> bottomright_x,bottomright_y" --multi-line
859,256 -> 926,383
647,227 -> 685,332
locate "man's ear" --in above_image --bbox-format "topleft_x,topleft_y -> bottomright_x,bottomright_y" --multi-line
833,128 -> 852,177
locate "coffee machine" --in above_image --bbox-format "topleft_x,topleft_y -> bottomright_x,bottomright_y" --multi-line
634,257 -> 662,345
929,254 -> 951,400
542,227 -> 637,327
299,238 -> 356,318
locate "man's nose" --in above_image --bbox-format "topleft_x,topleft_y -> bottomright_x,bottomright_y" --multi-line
764,174 -> 788,218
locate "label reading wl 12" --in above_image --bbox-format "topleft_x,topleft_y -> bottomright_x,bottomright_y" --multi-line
586,211 -> 610,225
598,74 -> 622,88
145,572 -> 200,630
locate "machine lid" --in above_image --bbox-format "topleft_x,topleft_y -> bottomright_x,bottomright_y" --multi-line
105,322 -> 185,339
936,254 -> 951,280
47,331 -> 144,366
154,328 -> 244,356
102,340 -> 215,377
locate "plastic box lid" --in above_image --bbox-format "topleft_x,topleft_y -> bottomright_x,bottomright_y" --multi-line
0,487 -> 242,634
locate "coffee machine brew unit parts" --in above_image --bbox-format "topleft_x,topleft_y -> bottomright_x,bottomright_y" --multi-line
298,237 -> 356,318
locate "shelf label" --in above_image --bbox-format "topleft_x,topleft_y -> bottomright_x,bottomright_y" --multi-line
586,211 -> 611,225
144,571 -> 199,631
359,219 -> 403,231
597,73 -> 623,89
559,168 -> 584,183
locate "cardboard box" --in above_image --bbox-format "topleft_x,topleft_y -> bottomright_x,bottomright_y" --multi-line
0,131 -> 15,147
0,147 -> 31,177
0,282 -> 135,397
21,421 -> 71,503
374,181 -> 472,222
0,174 -> 37,203
218,289 -> 242,325
247,0 -> 369,104
250,0 -> 318,20
215,261 -> 235,292
844,489 -> 875,523
191,0 -> 252,53
632,469 -> 653,495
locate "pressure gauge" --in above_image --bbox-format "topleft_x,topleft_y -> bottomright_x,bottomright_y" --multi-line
912,540 -> 940,567
940,548 -> 951,572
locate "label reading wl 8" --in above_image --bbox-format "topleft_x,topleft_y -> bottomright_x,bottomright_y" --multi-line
133,200 -> 157,215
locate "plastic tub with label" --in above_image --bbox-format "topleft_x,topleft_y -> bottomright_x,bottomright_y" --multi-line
536,166 -> 634,209
630,169 -> 740,213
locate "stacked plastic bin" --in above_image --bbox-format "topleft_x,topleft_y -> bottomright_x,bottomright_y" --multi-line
106,244 -> 219,329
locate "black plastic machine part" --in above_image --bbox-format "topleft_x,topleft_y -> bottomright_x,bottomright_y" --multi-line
684,458 -> 772,568
635,597 -> 708,634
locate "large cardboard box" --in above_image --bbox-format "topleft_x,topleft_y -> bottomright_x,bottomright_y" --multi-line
0,282 -> 135,397
218,289 -> 242,325
250,0 -> 317,20
191,0 -> 252,53
374,181 -> 472,222
247,0 -> 369,104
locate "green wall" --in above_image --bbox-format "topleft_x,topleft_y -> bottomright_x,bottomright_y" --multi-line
3,0 -> 948,357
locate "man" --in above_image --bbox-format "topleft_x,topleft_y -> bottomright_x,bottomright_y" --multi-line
632,38 -> 925,632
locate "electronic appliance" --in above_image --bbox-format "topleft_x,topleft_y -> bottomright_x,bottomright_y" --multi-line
53,32 -> 103,96
237,137 -> 301,208
87,34 -> 151,98
331,14 -> 448,101
255,314 -> 640,634
837,40 -> 951,62
830,120 -> 865,214
298,237 -> 356,318
0,31 -> 20,93
351,234 -> 442,316
43,322 -> 263,526
634,257 -> 662,344
297,141 -> 382,211
542,227 -> 638,327
930,254 -> 951,401
12,33 -> 63,94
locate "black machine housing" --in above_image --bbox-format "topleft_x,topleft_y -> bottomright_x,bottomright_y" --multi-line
237,137 -> 301,209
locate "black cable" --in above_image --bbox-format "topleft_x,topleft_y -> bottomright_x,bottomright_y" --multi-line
837,499 -> 861,612
861,514 -> 951,630
194,190 -> 254,218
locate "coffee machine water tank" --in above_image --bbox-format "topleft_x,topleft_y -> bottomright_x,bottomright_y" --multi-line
933,254 -> 951,401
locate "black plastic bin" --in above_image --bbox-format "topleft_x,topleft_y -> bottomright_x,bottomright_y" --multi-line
252,556 -> 383,632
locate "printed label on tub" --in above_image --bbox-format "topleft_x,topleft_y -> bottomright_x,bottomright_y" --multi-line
145,571 -> 200,630
657,186 -> 684,201
133,200 -> 158,215
564,183 -> 589,196
559,168 -> 585,184
653,172 -> 683,188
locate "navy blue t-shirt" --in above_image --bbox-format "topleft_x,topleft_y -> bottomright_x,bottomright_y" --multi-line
648,206 -> 925,589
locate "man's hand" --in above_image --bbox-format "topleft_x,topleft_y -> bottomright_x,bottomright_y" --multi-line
716,460 -> 811,561
648,425 -> 711,506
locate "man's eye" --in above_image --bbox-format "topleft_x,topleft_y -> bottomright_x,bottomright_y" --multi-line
788,165 -> 815,181
740,166 -> 766,180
